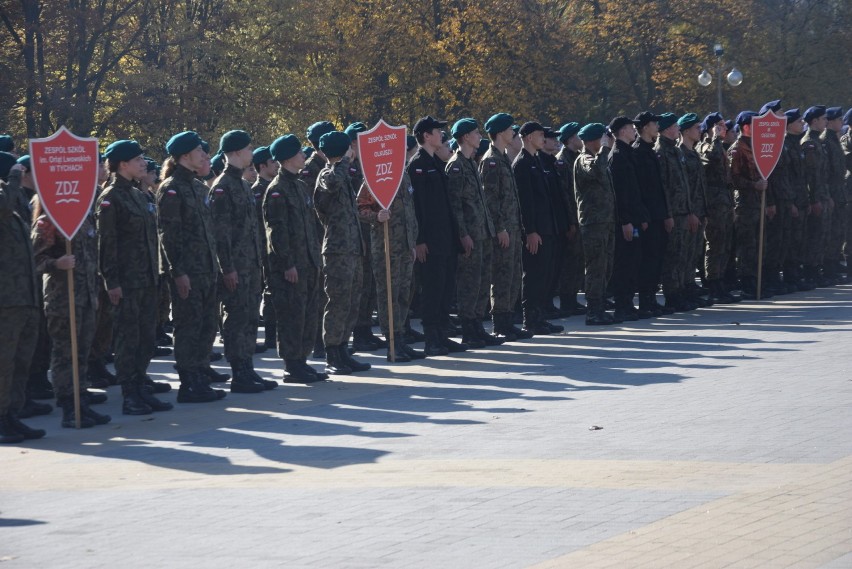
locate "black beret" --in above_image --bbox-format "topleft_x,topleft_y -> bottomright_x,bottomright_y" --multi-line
319,131 -> 350,158
784,108 -> 802,122
413,115 -> 448,135
103,139 -> 145,162
406,135 -> 417,151
219,130 -> 252,153
270,135 -> 301,162
607,116 -> 634,134
166,131 -> 203,157
543,127 -> 559,139
211,152 -> 225,175
518,122 -> 545,136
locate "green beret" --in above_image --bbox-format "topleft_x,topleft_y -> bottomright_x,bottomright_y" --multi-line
303,146 -> 314,159
252,146 -> 272,166
451,118 -> 478,139
16,155 -> 30,170
104,140 -> 145,162
476,138 -> 490,156
211,152 -> 225,175
677,113 -> 700,130
270,135 -> 301,162
201,139 -> 210,154
318,131 -> 350,159
484,113 -> 514,135
0,135 -> 13,153
657,113 -> 678,130
306,121 -> 335,145
449,139 -> 458,151
558,122 -> 581,142
145,158 -> 159,173
344,122 -> 368,141
0,152 -> 16,180
511,125 -> 520,135
166,131 -> 203,157
219,130 -> 252,154
577,123 -> 606,142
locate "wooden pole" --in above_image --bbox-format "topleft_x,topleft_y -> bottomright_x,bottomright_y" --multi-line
383,221 -> 395,362
756,187 -> 766,301
65,240 -> 82,428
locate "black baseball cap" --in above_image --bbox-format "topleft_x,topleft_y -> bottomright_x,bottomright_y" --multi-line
413,115 -> 448,135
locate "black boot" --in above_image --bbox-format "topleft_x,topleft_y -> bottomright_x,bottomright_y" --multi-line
399,334 -> 426,360
156,324 -> 173,346
245,359 -> 278,390
58,397 -> 95,429
284,359 -> 323,383
0,414 -> 25,443
86,358 -> 116,389
423,326 -> 449,357
461,319 -> 486,349
27,370 -> 55,400
440,333 -> 468,353
739,277 -> 757,300
325,345 -> 352,375
196,365 -> 230,383
585,301 -> 614,326
122,383 -> 153,415
476,319 -> 503,345
503,312 -> 533,339
5,412 -> 45,440
352,326 -> 382,352
264,322 -> 277,349
523,307 -> 550,335
386,345 -> 411,362
492,313 -> 516,342
17,397 -> 53,418
177,369 -> 223,403
312,337 -> 326,359
143,375 -> 172,393
404,322 -> 425,344
229,360 -> 266,393
135,378 -> 173,412
341,345 -> 371,372
636,294 -> 656,319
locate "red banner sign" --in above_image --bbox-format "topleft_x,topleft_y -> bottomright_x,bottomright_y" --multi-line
752,111 -> 787,180
29,126 -> 99,240
357,119 -> 408,210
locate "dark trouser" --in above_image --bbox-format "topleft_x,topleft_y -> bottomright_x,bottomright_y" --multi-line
0,306 -> 39,414
323,253 -> 364,346
356,223 -> 377,327
419,252 -> 456,328
47,304 -> 96,400
271,266 -> 319,360
548,234 -> 567,300
787,205 -> 808,272
219,269 -> 262,362
372,243 -> 415,337
113,286 -> 157,386
826,202 -> 847,268
88,286 -> 114,362
805,202 -> 830,267
735,207 -> 761,279
157,274 -> 171,326
170,272 -> 218,372
611,226 -> 641,302
521,234 -> 554,312
638,219 -> 667,295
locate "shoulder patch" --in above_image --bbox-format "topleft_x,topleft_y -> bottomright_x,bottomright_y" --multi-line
213,187 -> 225,194
270,192 -> 281,198
556,160 -> 564,166
414,168 -> 423,174
100,200 -> 111,208
166,189 -> 177,195
488,161 -> 497,167
301,169 -> 310,176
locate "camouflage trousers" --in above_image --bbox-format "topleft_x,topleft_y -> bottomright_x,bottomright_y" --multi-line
558,231 -> 584,296
357,222 -> 377,327
261,266 -> 276,333
825,202 -> 847,266
88,286 -> 114,362
787,206 -> 808,269
47,303 -> 95,400
765,200 -> 792,272
490,233 -> 522,314
371,239 -> 414,337
805,202 -> 831,267
0,306 -> 39,414
219,269 -> 262,362
29,307 -> 51,375
704,208 -> 734,280
686,219 -> 705,283
170,272 -> 218,371
158,274 -> 171,325
323,253 -> 364,346
661,214 -> 689,293
581,223 -> 614,303
270,266 -> 320,360
735,207 -> 762,278
113,286 -> 157,386
456,238 -> 492,320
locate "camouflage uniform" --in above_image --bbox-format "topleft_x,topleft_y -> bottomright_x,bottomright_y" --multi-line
264,169 -> 321,360
357,173 -> 418,337
209,164 -> 263,363
33,213 -> 99,400
252,176 -> 276,338
302,152 -> 328,348
801,129 -> 831,271
784,133 -> 810,275
350,158 -> 377,330
679,142 -> 707,283
842,132 -> 852,256
729,136 -> 765,280
480,143 -> 523,315
765,142 -> 795,279
574,146 -> 616,305
446,150 -> 495,321
0,171 -> 40,416
656,135 -> 692,294
821,128 -> 847,273
96,174 -> 159,388
698,137 -> 735,281
314,156 -> 365,347
157,164 -> 220,373
554,148 -> 583,302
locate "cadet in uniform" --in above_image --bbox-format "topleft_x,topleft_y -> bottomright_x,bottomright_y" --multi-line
97,140 -> 172,415
842,110 -> 852,262
822,107 -> 847,282
801,106 -> 831,286
264,135 -> 326,382
252,145 -> 278,351
758,100 -> 790,295
678,113 -> 711,306
538,127 -> 570,325
554,122 -> 586,317
781,109 -> 813,290
157,131 -> 226,403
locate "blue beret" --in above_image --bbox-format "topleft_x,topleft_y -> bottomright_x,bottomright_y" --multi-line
166,131 -> 203,157
200,139 -> 210,154
701,112 -> 724,132
16,154 -> 30,170
844,109 -> 852,126
344,122 -> 367,141
577,123 -> 606,141
306,121 -> 335,145
211,152 -> 225,175
826,106 -> 843,121
758,100 -> 782,115
476,138 -> 490,156
0,151 -> 16,180
318,131 -> 350,158
484,113 -> 514,135
252,146 -> 272,166
803,106 -> 826,122
451,118 -> 478,139
735,111 -> 757,126
406,135 -> 417,151
302,146 -> 314,159
104,139 -> 145,162
558,122 -> 581,142
270,135 -> 301,162
724,120 -> 735,131
0,135 -> 13,153
784,108 -> 801,122
677,113 -> 700,130
219,130 -> 252,154
657,113 -> 678,130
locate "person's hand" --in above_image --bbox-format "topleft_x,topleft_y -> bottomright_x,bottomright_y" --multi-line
174,274 -> 191,299
497,230 -> 509,249
622,223 -> 634,241
415,243 -> 429,263
377,209 -> 390,223
664,217 -> 674,233
790,204 -> 799,218
766,205 -> 777,220
755,179 -> 768,192
222,271 -> 239,292
56,254 -> 75,270
460,235 -> 474,257
687,214 -> 700,233
811,201 -> 823,217
284,266 -> 298,284
525,232 -> 542,254
108,286 -> 123,305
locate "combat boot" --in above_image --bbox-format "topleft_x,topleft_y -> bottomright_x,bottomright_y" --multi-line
541,318 -> 565,333
27,370 -> 55,400
156,324 -> 173,346
503,312 -> 533,339
86,358 -> 116,389
386,345 -> 411,363
400,336 -> 426,360
439,334 -> 468,353
423,326 -> 449,357
352,326 -> 384,352
229,360 -> 266,393
135,377 -> 173,412
284,359 -> 323,383
176,370 -> 222,403
404,322 -> 426,343
475,319 -> 503,346
341,345 -> 371,372
0,414 -> 25,443
197,365 -> 230,383
636,294 -> 656,319
300,359 -> 328,380
245,359 -> 278,390
122,383 -> 153,415
325,345 -> 353,375
58,397 -> 96,429
585,301 -> 614,326
16,397 -> 53,418
312,337 -> 326,359
4,412 -> 45,440
522,307 -> 550,336
461,319 -> 486,349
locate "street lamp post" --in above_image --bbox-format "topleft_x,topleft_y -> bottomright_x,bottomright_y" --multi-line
698,43 -> 743,115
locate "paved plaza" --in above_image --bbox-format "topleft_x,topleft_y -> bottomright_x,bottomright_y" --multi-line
2,288 -> 852,568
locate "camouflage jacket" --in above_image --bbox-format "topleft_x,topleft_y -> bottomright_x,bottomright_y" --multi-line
209,164 -> 261,275
33,211 -> 99,316
679,143 -> 708,217
357,172 -> 418,256
801,129 -> 830,204
697,137 -> 734,211
446,150 -> 495,241
314,156 -> 364,256
263,169 -> 320,273
574,146 -> 616,226
728,136 -> 765,210
841,132 -> 852,201
655,135 -> 691,216
821,129 -> 847,205
479,144 -> 523,234
301,153 -> 326,240
157,163 -> 219,278
782,134 -> 809,209
349,157 -> 364,196
252,176 -> 271,268
96,173 -> 158,290
0,170 -> 39,308
554,147 -> 580,227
